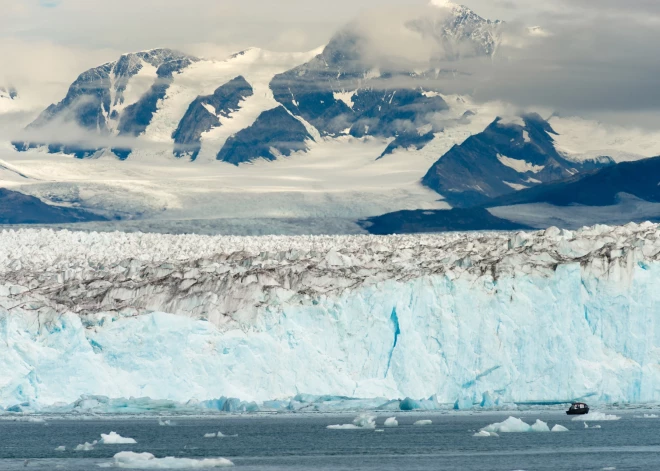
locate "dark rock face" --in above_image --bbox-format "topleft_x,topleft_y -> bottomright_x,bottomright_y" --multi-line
486,155 -> 660,208
217,106 -> 311,165
422,114 -> 614,208
173,76 -> 253,160
0,188 -> 107,224
360,207 -> 530,235
13,49 -> 195,160
0,86 -> 18,100
269,30 -> 449,157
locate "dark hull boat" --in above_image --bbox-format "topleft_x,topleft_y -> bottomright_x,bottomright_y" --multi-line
566,402 -> 590,415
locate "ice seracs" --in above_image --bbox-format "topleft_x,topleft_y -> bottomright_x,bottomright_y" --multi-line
2,223 -> 660,409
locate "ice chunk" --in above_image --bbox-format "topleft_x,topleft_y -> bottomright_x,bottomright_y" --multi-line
100,432 -> 137,444
107,451 -> 234,468
414,420 -> 432,426
204,433 -> 217,438
592,425 -> 602,429
384,417 -> 398,427
551,424 -> 569,432
573,412 -> 620,421
531,420 -> 550,432
473,430 -> 498,437
328,414 -> 377,430
481,417 -> 550,433
54,446 -> 66,452
158,419 -> 175,426
375,429 -> 384,433
74,441 -> 97,451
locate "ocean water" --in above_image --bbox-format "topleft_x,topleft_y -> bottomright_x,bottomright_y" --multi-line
1,411 -> 659,470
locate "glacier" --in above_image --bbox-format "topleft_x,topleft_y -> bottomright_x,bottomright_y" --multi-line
1,223 -> 660,411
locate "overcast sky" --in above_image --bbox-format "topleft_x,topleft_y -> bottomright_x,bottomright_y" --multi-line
1,0 -> 659,126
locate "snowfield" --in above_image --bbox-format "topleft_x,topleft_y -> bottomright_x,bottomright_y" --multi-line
1,222 -> 660,409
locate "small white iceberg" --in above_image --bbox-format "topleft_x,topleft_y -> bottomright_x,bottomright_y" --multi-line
551,425 -> 569,432
204,432 -> 237,438
473,430 -> 498,437
384,417 -> 398,427
105,451 -> 233,468
573,412 -> 620,421
100,432 -> 137,444
74,441 -> 97,451
481,417 -> 550,433
414,420 -> 432,426
54,446 -> 66,452
158,419 -> 175,426
375,429 -> 384,433
327,414 -> 377,430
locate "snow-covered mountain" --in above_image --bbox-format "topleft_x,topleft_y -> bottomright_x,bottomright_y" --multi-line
2,2 -> 660,232
1,223 -> 660,409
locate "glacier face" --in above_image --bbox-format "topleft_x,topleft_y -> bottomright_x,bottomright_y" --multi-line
1,223 -> 660,409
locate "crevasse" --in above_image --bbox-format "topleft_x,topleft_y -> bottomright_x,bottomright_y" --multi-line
1,223 -> 659,409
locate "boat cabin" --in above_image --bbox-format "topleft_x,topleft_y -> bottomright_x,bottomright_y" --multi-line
566,402 -> 590,415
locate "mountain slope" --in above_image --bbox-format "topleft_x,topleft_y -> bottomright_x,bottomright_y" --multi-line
422,114 -> 613,207
485,155 -> 660,207
0,188 -> 106,224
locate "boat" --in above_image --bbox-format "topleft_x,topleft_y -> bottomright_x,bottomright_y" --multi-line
566,402 -> 590,415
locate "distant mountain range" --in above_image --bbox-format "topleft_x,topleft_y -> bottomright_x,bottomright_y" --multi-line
2,1 -> 660,232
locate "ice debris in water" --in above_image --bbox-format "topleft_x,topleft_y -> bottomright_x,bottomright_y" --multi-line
204,432 -> 235,438
375,429 -> 384,433
481,417 -> 551,433
414,420 -> 432,426
100,432 -> 137,444
551,425 -> 569,432
74,440 -> 97,451
158,419 -> 175,426
473,430 -> 498,437
573,412 -> 620,421
384,417 -> 398,427
54,446 -> 66,452
103,451 -> 234,468
327,414 -> 377,430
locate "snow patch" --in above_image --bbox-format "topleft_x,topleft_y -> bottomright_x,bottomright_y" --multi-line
333,91 -> 356,110
498,154 -> 545,174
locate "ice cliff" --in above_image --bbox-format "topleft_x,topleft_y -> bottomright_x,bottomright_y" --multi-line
1,223 -> 660,410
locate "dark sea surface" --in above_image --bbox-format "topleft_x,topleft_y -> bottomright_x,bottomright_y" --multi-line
1,411 -> 659,470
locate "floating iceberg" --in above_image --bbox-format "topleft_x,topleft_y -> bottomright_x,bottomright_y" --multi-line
481,417 -> 551,433
106,451 -> 233,468
74,441 -> 97,451
54,446 -> 66,452
100,432 -> 137,444
384,417 -> 398,427
414,420 -> 432,426
328,414 -> 377,430
473,430 -> 498,437
1,224 -> 660,409
573,412 -> 620,422
551,424 -> 569,432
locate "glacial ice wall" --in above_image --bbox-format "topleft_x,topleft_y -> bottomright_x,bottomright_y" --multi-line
1,224 -> 660,409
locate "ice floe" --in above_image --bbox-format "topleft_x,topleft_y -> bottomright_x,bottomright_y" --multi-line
327,414 -> 377,430
573,412 -> 620,421
100,432 -> 137,444
103,451 -> 234,468
384,417 -> 398,427
413,420 -> 432,426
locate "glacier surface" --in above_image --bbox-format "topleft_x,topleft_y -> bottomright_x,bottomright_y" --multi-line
1,223 -> 660,410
